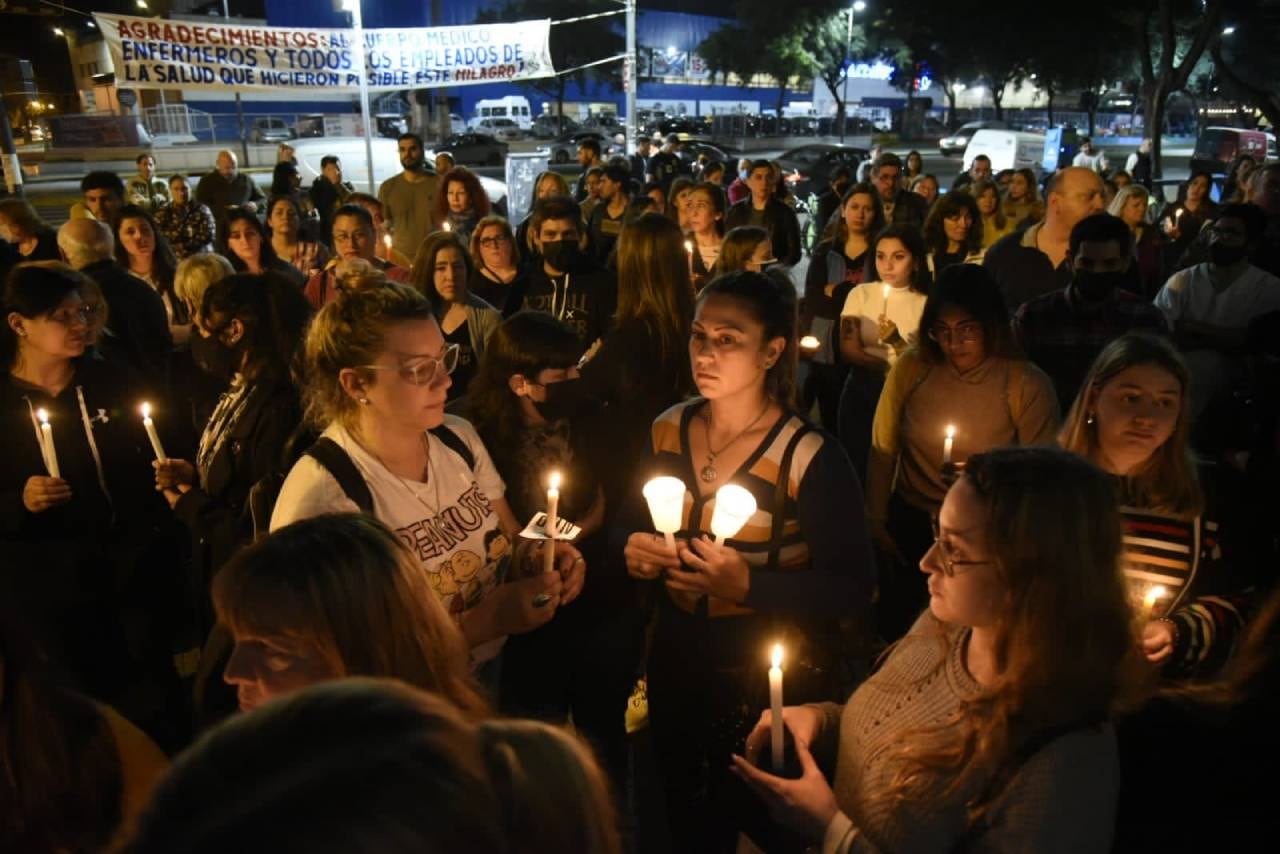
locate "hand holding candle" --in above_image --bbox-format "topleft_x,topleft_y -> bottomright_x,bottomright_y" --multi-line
37,408 -> 59,479
643,476 -> 687,551
709,483 -> 757,546
140,402 -> 167,462
769,643 -> 785,769
543,470 -> 561,574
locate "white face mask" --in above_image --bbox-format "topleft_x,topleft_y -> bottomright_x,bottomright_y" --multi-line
0,224 -> 16,244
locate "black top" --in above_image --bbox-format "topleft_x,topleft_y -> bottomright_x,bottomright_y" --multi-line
80,260 -> 173,386
443,320 -> 477,401
724,198 -> 803,267
468,266 -> 529,317
0,228 -> 60,282
649,151 -> 685,193
587,200 -> 627,262
983,228 -> 1073,311
522,261 -> 617,348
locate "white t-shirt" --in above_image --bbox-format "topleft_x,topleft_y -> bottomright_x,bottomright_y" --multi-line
270,416 -> 512,663
1154,263 -> 1280,329
840,281 -> 928,364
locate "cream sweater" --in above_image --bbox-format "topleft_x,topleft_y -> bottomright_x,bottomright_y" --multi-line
811,613 -> 1118,853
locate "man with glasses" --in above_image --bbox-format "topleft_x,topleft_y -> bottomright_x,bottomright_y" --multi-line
985,166 -> 1108,311
378,133 -> 440,261
1155,203 -> 1280,420
304,204 -> 410,308
56,218 -> 171,382
871,153 -> 927,228
586,163 -> 631,262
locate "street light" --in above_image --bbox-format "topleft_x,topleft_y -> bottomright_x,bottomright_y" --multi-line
853,1 -> 867,11
1221,25 -> 1236,35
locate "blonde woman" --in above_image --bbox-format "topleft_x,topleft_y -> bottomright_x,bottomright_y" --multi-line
972,179 -> 1014,249
1107,185 -> 1165,297
1001,168 -> 1043,227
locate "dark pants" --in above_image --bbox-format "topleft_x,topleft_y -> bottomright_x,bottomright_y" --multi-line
803,362 -> 850,433
837,365 -> 886,485
875,493 -> 936,644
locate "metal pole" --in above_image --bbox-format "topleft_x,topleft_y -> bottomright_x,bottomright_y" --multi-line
625,0 -> 636,154
222,0 -> 250,166
348,0 -> 377,193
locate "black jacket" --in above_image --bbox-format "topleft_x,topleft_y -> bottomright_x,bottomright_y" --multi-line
886,189 -> 929,229
522,260 -> 617,347
725,198 -> 804,267
80,259 -> 172,386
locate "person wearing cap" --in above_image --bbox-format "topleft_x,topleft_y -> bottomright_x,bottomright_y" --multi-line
724,159 -> 803,267
649,134 -> 686,195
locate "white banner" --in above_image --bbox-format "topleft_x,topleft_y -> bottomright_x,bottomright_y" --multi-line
93,13 -> 555,93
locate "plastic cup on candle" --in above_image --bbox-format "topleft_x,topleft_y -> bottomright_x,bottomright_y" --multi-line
544,471 -> 561,574
642,476 -> 686,551
709,483 -> 757,546
140,402 -> 167,462
37,408 -> 59,479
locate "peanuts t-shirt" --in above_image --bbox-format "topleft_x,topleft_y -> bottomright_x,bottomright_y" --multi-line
270,416 -> 512,663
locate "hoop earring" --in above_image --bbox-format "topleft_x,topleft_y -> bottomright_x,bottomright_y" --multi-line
359,397 -> 370,405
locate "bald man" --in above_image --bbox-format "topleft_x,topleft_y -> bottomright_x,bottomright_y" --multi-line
195,149 -> 266,231
58,218 -> 171,381
984,167 -> 1112,310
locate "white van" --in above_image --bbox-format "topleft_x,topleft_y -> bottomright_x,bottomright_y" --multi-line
469,96 -> 533,131
962,129 -> 1044,177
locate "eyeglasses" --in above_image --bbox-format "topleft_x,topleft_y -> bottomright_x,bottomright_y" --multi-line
929,517 -> 993,577
479,235 -> 510,248
928,323 -> 982,345
47,306 -> 92,327
361,344 -> 459,387
1208,225 -> 1246,240
333,230 -> 372,243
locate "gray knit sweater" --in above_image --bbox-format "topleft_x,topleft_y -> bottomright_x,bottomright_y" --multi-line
811,613 -> 1118,853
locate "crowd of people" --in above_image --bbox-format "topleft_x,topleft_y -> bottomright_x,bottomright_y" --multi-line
0,128 -> 1278,853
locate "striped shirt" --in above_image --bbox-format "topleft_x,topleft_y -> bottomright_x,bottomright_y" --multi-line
648,399 -> 875,620
1121,506 -> 1247,676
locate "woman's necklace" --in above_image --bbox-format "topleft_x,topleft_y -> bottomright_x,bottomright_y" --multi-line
700,401 -> 771,483
373,433 -> 443,518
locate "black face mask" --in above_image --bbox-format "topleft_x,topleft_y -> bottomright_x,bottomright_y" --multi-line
190,332 -> 240,383
541,239 -> 582,272
1072,269 -> 1126,301
1209,242 -> 1249,267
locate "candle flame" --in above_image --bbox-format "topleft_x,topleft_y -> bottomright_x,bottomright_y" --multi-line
442,220 -> 452,232
799,335 -> 820,350
1142,585 -> 1167,610
140,401 -> 152,419
36,408 -> 50,425
549,470 -> 561,490
684,240 -> 693,253
945,424 -> 956,439
771,643 -> 783,669
883,284 -> 891,297
383,233 -> 392,248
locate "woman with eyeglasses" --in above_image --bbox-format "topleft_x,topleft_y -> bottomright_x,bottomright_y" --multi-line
220,208 -> 305,288
270,281 -> 586,684
733,446 -> 1135,854
267,195 -> 331,279
0,262 -> 186,740
866,264 -> 1059,642
152,273 -> 312,628
410,232 -> 500,402
469,215 -> 529,317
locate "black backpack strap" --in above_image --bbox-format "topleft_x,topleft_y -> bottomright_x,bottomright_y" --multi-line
429,424 -> 476,471
766,418 -> 813,572
305,437 -> 374,513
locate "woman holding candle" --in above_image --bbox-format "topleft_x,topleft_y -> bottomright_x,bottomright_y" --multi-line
866,264 -> 1059,642
836,225 -> 931,482
733,446 -> 1136,853
267,195 -> 331,279
113,204 -> 191,348
469,215 -> 530,317
269,282 -> 585,681
622,270 -> 876,853
1059,333 -> 1250,677
434,166 -> 492,247
0,262 -> 185,741
686,184 -> 727,292
801,183 -> 886,431
1160,171 -> 1218,268
410,231 -> 501,402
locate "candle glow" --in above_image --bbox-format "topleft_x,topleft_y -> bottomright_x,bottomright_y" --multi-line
544,470 -> 561,574
140,402 -> 167,462
943,424 -> 956,465
799,335 -> 820,351
769,643 -> 785,769
442,220 -> 452,232
709,483 -> 757,545
1142,585 -> 1168,619
37,408 -> 59,478
643,476 -> 687,550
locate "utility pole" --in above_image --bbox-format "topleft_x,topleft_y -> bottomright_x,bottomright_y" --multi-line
342,0 -> 377,193
625,0 -> 636,153
431,0 -> 451,146
221,0 -> 250,165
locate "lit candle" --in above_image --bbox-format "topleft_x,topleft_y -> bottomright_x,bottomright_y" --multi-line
799,335 -> 820,352
642,475 -> 687,551
684,239 -> 694,257
442,219 -> 452,232
544,470 -> 561,574
140,402 -> 167,462
1142,585 -> 1168,620
943,424 -> 956,465
37,408 -> 59,479
882,283 -> 891,314
382,233 -> 393,252
709,483 -> 757,546
769,643 -> 785,769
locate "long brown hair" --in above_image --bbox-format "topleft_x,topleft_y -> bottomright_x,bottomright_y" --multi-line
879,447 -> 1135,822
213,514 -> 488,718
411,230 -> 474,314
717,226 -> 770,274
1058,333 -> 1202,517
615,213 -> 695,377
827,181 -> 886,245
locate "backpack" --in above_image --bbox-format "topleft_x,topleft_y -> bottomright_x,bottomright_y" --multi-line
248,424 -> 476,540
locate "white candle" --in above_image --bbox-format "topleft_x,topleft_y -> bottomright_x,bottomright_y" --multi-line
1142,585 -> 1168,620
442,219 -> 452,232
769,643 -> 785,769
382,233 -> 393,251
544,470 -> 561,574
37,408 -> 59,479
799,335 -> 820,352
140,402 -> 167,462
642,476 -> 687,551
943,424 -> 956,466
709,483 -> 757,546
882,283 -> 891,314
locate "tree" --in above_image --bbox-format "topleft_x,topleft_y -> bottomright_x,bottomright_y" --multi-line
1210,0 -> 1280,131
475,0 -> 623,124
1025,14 -> 1132,134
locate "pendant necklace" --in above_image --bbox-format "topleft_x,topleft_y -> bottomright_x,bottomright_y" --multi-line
700,402 -> 772,484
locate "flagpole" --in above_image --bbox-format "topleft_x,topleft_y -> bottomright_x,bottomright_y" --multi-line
343,0 -> 377,193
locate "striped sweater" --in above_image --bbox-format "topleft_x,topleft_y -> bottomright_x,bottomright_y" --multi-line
1121,506 -> 1249,677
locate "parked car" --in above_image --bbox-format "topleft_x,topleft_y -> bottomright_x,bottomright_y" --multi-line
450,113 -> 467,135
938,119 -> 1008,155
542,130 -> 607,164
677,141 -> 738,171
249,117 -> 295,144
471,118 -> 525,142
532,114 -> 578,139
773,143 -> 869,199
1190,126 -> 1270,175
658,116 -> 709,137
438,132 -> 509,167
